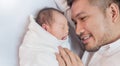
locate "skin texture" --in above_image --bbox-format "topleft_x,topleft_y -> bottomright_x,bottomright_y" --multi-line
56,0 -> 120,66
42,11 -> 69,40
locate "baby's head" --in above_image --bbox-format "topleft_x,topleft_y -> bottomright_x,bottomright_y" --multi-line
36,8 -> 69,40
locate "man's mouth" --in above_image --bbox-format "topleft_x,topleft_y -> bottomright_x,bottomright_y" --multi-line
80,34 -> 92,44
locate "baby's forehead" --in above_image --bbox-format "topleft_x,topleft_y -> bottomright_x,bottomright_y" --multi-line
52,10 -> 63,16
51,10 -> 67,24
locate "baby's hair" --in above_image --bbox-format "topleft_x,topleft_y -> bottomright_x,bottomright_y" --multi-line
36,8 -> 64,26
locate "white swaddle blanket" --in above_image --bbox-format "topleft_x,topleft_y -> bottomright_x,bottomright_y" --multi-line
19,15 -> 71,66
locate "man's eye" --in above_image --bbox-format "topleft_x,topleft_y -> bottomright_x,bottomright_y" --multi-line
72,19 -> 77,25
80,16 -> 86,21
73,22 -> 77,25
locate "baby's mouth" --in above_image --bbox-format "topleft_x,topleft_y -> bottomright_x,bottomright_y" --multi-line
61,35 -> 68,40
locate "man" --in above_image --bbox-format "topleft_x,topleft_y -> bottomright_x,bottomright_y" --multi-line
56,0 -> 120,66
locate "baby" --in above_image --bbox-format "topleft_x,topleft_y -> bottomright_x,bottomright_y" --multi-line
36,8 -> 69,40
19,8 -> 71,66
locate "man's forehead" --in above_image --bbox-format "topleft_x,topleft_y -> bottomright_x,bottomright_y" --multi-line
71,0 -> 85,17
71,0 -> 92,14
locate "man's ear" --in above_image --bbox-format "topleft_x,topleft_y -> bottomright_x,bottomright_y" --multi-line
109,3 -> 119,23
42,24 -> 48,31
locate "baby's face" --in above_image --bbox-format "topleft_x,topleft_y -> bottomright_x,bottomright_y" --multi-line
47,11 -> 69,40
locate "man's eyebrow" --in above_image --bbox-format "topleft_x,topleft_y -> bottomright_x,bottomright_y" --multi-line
75,12 -> 86,18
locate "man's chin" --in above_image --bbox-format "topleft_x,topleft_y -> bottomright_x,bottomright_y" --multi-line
85,46 -> 100,52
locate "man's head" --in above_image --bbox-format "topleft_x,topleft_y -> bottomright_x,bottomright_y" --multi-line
36,8 -> 69,40
70,0 -> 120,52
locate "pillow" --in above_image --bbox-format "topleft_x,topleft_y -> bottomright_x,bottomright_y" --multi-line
54,0 -> 69,12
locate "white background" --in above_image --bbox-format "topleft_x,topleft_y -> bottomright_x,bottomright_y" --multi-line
0,0 -> 57,66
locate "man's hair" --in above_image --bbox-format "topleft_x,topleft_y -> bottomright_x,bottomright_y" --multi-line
67,0 -> 73,7
89,0 -> 120,12
36,8 -> 64,26
67,0 -> 120,12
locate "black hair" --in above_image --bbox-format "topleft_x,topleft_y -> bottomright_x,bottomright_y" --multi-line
67,0 -> 73,7
68,0 -> 120,11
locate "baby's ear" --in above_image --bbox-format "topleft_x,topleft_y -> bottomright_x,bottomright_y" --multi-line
42,24 -> 48,31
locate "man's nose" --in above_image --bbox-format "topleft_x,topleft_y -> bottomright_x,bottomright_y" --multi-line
75,24 -> 85,35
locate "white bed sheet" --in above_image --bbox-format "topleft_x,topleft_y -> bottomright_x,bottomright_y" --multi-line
0,0 -> 57,66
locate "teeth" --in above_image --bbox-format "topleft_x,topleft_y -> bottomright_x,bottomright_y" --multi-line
84,35 -> 90,40
81,35 -> 90,40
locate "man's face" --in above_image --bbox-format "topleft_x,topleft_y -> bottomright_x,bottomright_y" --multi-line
71,0 -> 114,52
47,11 -> 69,40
